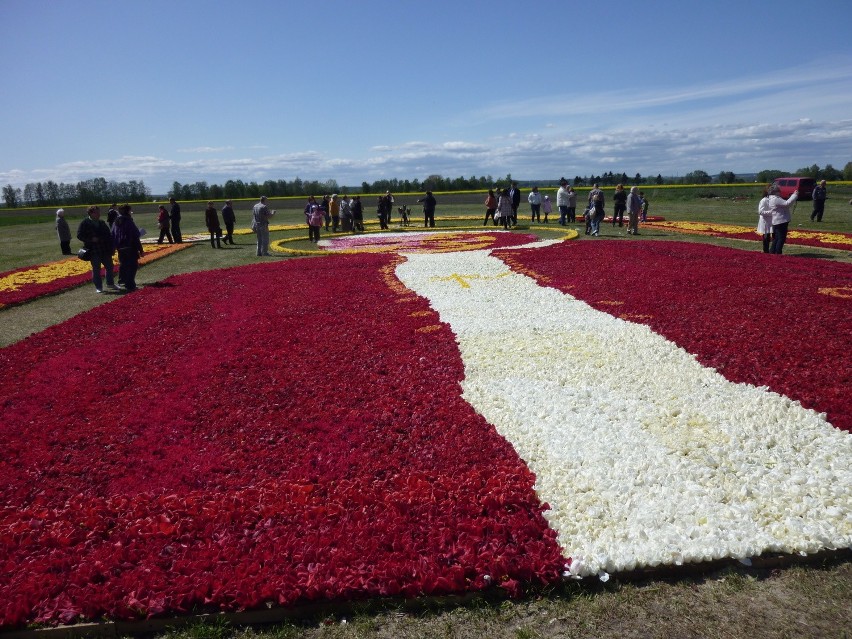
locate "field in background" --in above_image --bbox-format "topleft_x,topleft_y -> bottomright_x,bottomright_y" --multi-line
2,184 -> 851,275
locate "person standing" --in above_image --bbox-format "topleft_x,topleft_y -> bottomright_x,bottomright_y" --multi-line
376,195 -> 390,230
156,205 -> 174,244
351,195 -> 364,232
339,195 -> 353,231
320,195 -> 331,231
757,187 -> 772,253
811,180 -> 827,222
111,204 -> 144,292
77,205 -> 118,293
304,196 -> 323,242
542,195 -> 553,223
509,182 -> 521,227
639,191 -> 649,222
107,203 -> 119,228
221,200 -> 236,244
588,183 -> 605,236
169,197 -> 183,243
383,191 -> 395,226
612,184 -> 627,227
483,189 -> 497,225
329,194 -> 341,232
252,195 -> 275,256
56,209 -> 73,255
528,186 -> 542,222
418,190 -> 437,227
567,187 -> 577,223
766,184 -> 798,254
556,178 -> 571,225
496,188 -> 513,230
205,201 -> 223,248
626,186 -> 642,235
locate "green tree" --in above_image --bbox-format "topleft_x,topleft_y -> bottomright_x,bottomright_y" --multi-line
822,164 -> 842,181
843,162 -> 852,181
718,171 -> 737,184
757,169 -> 785,183
2,184 -> 21,207
684,170 -> 711,184
655,174 -> 664,185
795,164 -> 821,178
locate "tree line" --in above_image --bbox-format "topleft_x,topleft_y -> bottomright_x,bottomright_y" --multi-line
4,162 -> 851,208
2,178 -> 150,209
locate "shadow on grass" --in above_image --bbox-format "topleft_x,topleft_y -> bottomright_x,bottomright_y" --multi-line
789,251 -> 844,260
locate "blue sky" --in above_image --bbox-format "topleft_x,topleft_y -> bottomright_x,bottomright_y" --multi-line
2,0 -> 851,196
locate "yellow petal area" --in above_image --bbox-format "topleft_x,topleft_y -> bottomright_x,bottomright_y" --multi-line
819,286 -> 852,299
644,220 -> 852,249
646,221 -> 756,235
0,243 -> 188,294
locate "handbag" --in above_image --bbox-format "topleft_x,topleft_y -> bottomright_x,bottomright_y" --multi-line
77,247 -> 91,261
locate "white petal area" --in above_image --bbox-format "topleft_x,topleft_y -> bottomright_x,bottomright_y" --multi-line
395,249 -> 852,577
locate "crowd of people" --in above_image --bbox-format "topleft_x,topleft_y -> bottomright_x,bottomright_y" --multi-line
56,180 -> 840,292
480,178 -> 650,237
75,203 -> 144,293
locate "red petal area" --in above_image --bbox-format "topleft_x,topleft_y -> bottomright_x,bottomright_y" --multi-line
0,253 -> 564,628
499,240 -> 851,432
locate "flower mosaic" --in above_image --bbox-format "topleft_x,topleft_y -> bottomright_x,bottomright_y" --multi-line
0,236 -> 848,629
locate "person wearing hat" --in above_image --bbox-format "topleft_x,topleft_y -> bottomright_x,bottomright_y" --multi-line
56,208 -> 73,255
764,183 -> 798,254
329,194 -> 340,232
811,180 -> 827,222
221,200 -> 236,244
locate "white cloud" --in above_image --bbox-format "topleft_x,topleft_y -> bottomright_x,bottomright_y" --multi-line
176,146 -> 236,153
2,118 -> 850,196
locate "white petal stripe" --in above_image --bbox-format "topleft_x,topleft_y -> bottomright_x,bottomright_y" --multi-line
395,249 -> 852,577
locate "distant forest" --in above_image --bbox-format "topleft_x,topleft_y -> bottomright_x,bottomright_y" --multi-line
3,163 -> 849,208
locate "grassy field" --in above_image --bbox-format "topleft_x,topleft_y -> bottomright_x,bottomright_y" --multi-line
1,188 -> 851,638
2,184 -> 851,276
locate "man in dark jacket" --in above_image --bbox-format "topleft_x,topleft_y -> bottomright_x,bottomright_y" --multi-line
418,191 -> 437,228
811,180 -> 827,222
77,205 -> 118,293
111,204 -> 144,292
169,197 -> 183,243
221,200 -> 236,244
509,182 -> 521,227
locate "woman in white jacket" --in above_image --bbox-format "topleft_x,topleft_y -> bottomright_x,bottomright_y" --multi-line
764,183 -> 798,254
